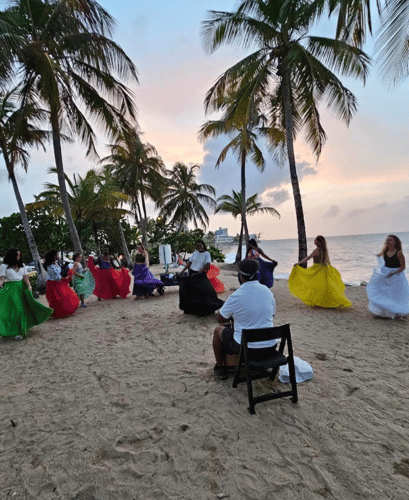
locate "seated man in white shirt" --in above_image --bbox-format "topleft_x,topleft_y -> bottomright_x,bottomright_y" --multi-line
213,258 -> 277,380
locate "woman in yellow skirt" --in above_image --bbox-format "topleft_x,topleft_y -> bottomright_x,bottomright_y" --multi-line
288,235 -> 351,308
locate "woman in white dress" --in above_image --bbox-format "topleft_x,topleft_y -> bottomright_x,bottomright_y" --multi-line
366,235 -> 409,320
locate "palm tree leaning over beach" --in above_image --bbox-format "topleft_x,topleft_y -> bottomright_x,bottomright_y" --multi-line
202,0 -> 370,263
158,162 -> 216,233
0,89 -> 49,288
199,94 -> 268,255
215,190 -> 280,262
0,0 -> 138,255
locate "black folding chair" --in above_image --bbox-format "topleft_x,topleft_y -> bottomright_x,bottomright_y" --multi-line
232,324 -> 298,414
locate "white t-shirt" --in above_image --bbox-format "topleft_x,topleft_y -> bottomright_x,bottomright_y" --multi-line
220,280 -> 276,348
189,251 -> 211,272
0,264 -> 27,281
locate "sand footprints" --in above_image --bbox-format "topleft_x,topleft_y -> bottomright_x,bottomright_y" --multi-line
94,372 -> 130,409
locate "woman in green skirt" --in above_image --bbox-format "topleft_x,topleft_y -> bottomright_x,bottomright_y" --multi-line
0,248 -> 53,340
72,252 -> 95,307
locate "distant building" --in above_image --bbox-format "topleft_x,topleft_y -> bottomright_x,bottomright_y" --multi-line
214,227 -> 234,245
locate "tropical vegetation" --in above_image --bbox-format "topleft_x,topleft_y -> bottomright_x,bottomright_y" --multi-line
202,0 -> 370,262
157,162 -> 217,232
2,0 -> 409,278
215,191 -> 280,262
0,88 -> 50,287
0,0 -> 139,255
199,94 -> 267,251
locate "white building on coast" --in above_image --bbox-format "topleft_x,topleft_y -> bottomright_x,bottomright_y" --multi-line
214,227 -> 234,245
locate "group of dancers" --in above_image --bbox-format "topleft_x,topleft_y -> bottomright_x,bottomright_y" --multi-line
0,233 -> 408,340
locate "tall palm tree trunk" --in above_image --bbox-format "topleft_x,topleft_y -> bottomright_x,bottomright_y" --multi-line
9,172 -> 47,289
92,220 -> 101,254
240,154 -> 249,246
139,191 -> 148,246
235,219 -> 244,263
51,111 -> 84,255
282,70 -> 307,264
117,219 -> 132,267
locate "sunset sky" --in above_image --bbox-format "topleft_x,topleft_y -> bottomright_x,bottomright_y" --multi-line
1,0 -> 408,241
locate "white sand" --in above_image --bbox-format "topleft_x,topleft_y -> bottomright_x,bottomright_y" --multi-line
1,263 -> 408,499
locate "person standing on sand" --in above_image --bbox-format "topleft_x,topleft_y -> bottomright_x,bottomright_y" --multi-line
213,259 -> 277,380
178,240 -> 224,316
366,235 -> 409,320
87,249 -> 131,300
244,238 -> 277,288
132,243 -> 163,300
288,235 -> 351,308
45,249 -> 80,318
180,240 -> 211,276
72,253 -> 95,307
0,248 -> 53,340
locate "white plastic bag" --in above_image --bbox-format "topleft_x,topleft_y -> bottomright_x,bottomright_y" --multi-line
279,356 -> 313,383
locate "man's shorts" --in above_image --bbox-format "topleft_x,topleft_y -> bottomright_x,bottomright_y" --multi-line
222,326 -> 278,359
221,327 -> 240,355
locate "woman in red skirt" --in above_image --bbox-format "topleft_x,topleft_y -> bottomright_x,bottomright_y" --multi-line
44,250 -> 79,318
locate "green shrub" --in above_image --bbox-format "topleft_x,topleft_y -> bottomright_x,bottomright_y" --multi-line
208,246 -> 225,262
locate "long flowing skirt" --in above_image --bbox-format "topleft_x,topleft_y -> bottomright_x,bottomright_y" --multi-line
72,269 -> 96,299
257,258 -> 277,288
132,264 -> 163,296
207,264 -> 225,293
87,256 -> 131,299
46,279 -> 80,318
367,258 -> 409,318
288,263 -> 352,308
0,281 -> 53,337
178,272 -> 224,316
238,258 -> 277,288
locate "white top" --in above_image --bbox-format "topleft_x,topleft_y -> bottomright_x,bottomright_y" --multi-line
0,263 -> 27,281
220,280 -> 276,348
189,251 -> 211,272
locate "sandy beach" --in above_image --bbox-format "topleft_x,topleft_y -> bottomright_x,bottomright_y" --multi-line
1,263 -> 408,499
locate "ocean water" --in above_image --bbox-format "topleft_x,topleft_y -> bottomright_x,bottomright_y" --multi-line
223,232 -> 409,286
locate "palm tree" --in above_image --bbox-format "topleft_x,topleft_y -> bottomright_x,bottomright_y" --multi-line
199,94 -> 268,250
327,0 -> 409,85
215,190 -> 280,262
0,0 -> 138,255
0,88 -> 49,288
202,0 -> 370,262
158,162 -> 217,232
31,168 -> 130,254
102,129 -> 166,246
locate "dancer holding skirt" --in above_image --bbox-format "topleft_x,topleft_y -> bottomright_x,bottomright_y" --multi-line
132,243 -> 163,299
0,248 -> 52,339
366,235 -> 409,320
45,250 -> 79,318
245,238 -> 277,288
72,253 -> 95,307
88,252 -> 131,300
178,241 -> 224,315
288,235 -> 352,308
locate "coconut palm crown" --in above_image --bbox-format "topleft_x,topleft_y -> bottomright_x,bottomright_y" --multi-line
158,162 -> 216,232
